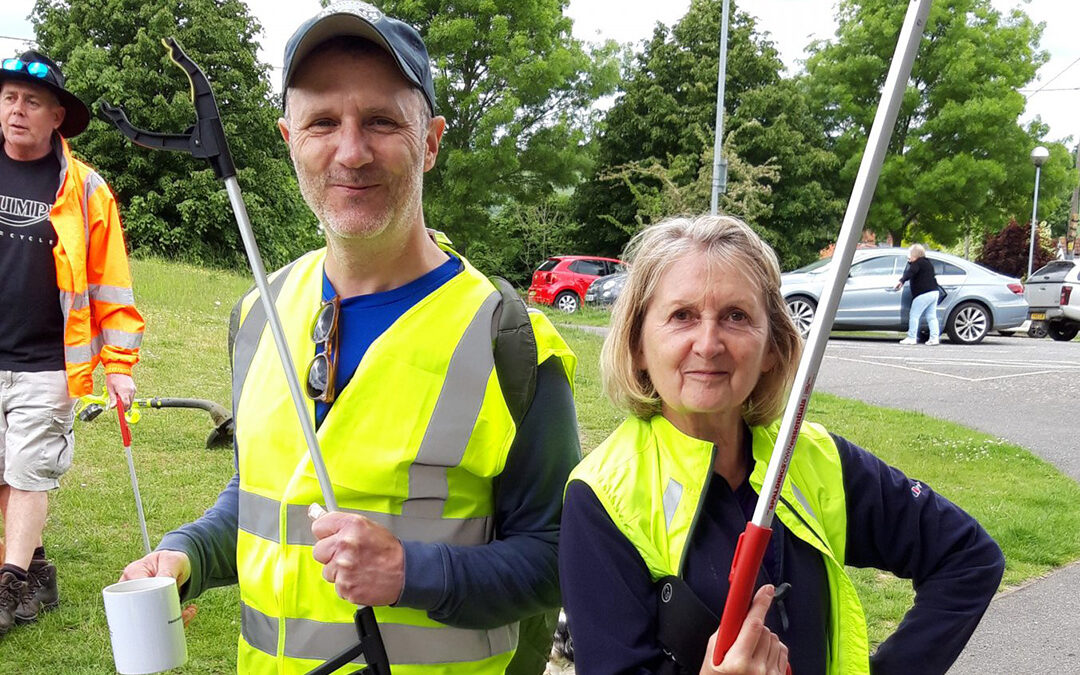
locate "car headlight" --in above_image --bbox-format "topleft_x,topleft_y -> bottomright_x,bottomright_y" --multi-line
602,279 -> 616,290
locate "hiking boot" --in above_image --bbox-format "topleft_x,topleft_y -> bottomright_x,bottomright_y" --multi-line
15,560 -> 59,623
0,570 -> 28,635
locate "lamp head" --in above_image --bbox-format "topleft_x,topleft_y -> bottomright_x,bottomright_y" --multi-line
1031,146 -> 1050,167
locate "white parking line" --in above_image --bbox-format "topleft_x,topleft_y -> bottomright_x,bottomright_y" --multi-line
824,353 -> 1080,382
825,355 -> 977,381
875,356 -> 1080,369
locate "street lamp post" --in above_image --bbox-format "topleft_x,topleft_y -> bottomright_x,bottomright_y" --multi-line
710,0 -> 731,215
1028,145 -> 1050,278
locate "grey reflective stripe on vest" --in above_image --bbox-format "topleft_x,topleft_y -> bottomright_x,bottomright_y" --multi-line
242,602 -> 517,665
231,261 -> 298,415
82,171 -> 105,247
102,328 -> 142,350
662,478 -> 683,531
60,290 -> 90,312
403,290 -> 501,519
238,490 -> 491,547
790,483 -> 818,523
89,284 -> 136,305
64,343 -> 93,364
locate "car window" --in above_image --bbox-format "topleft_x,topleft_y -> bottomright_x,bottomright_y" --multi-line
569,259 -> 607,276
849,255 -> 903,277
612,262 -> 627,273
1030,261 -> 1076,281
930,259 -> 966,276
537,259 -> 559,272
792,258 -> 831,274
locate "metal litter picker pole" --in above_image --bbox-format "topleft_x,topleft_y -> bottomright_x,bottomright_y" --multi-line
100,37 -> 337,512
712,0 -> 934,666
116,400 -> 151,556
101,38 -> 390,675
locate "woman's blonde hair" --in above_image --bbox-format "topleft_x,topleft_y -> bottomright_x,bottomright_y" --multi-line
600,214 -> 802,426
909,243 -> 926,258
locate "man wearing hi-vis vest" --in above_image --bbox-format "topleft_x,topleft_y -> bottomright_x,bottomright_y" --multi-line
1,50 -> 143,637
118,2 -> 580,673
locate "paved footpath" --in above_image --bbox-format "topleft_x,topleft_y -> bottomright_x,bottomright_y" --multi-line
814,335 -> 1080,674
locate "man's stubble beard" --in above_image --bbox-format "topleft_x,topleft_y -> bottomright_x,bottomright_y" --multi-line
296,157 -> 426,244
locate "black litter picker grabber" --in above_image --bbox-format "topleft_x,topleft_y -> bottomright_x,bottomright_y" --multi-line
711,0 -> 934,669
75,390 -> 234,449
101,37 -> 390,675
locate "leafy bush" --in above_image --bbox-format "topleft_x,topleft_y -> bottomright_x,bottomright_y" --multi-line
976,219 -> 1053,278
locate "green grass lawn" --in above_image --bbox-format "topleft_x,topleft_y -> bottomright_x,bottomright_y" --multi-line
530,301 -> 614,327
1,259 -> 1078,672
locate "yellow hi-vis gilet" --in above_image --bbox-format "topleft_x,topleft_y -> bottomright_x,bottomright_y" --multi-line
568,415 -> 870,674
231,248 -> 575,674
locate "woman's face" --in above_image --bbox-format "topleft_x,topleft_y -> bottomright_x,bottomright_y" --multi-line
636,250 -> 777,431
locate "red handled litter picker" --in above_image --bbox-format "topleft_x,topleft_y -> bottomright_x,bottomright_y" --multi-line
712,0 -> 934,668
100,38 -> 389,675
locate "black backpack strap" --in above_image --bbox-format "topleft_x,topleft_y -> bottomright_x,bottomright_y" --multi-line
490,276 -> 537,427
656,575 -> 719,674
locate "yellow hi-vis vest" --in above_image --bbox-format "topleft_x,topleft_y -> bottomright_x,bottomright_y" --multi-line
231,248 -> 576,674
567,415 -> 870,675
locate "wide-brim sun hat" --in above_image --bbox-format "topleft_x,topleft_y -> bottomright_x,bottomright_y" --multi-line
1,49 -> 90,138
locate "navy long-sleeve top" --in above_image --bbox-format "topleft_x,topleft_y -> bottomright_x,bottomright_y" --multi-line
559,429 -> 1005,675
158,260 -> 581,629
899,257 -> 938,299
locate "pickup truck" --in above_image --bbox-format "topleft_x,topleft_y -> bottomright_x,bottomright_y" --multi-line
1025,259 -> 1080,341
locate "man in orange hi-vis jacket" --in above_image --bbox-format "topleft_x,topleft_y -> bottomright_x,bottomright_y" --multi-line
0,49 -> 144,637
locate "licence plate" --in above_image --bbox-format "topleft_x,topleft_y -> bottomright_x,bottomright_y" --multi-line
1030,312 -> 1046,320
585,294 -> 596,301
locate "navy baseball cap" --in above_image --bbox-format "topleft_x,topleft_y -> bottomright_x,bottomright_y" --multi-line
282,1 -> 436,114
1,50 -> 90,137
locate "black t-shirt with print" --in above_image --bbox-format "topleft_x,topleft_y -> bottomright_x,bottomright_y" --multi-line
0,142 -> 66,371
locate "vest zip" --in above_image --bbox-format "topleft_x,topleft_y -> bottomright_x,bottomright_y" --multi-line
777,493 -> 830,553
676,443 -> 717,577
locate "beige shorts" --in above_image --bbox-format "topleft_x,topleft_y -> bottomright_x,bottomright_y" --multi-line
0,370 -> 76,491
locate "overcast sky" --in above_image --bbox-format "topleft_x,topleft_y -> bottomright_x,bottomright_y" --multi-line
2,0 -> 1077,143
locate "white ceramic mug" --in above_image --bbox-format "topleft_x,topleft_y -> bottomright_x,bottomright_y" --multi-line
102,576 -> 187,674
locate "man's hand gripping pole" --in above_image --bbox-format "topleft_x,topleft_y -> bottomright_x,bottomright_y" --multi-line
100,38 -> 390,675
711,0 -> 934,668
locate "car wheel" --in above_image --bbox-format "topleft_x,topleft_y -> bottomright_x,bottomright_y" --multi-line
1047,322 -> 1080,342
554,291 -> 580,314
1027,322 -> 1049,339
785,296 -> 816,338
946,302 -> 991,344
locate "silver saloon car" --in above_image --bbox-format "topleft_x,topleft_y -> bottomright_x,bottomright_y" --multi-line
781,248 -> 1027,344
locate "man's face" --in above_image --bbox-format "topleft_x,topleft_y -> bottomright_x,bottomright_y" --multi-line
278,47 -> 444,242
0,80 -> 64,160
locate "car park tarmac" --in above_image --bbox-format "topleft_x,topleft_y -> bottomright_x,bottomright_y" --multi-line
815,333 -> 1080,674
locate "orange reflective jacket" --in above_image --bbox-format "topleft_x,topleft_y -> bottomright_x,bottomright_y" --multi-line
48,135 -> 144,396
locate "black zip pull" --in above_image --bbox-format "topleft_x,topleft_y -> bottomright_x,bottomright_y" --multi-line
773,582 -> 792,632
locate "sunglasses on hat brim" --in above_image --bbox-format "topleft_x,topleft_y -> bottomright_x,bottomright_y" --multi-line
2,59 -> 51,79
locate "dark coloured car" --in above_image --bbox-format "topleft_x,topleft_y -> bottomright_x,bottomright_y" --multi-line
528,256 -> 625,313
584,272 -> 628,308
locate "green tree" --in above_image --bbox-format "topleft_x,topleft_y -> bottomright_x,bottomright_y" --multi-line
805,0 -> 1077,246
32,0 -> 320,268
371,0 -> 620,255
573,0 -> 842,267
598,132 -> 780,239
465,194 -> 581,288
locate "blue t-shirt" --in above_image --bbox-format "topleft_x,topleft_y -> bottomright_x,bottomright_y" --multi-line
315,254 -> 463,426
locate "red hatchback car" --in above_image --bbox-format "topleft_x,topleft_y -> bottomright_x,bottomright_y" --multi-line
528,256 -> 625,313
